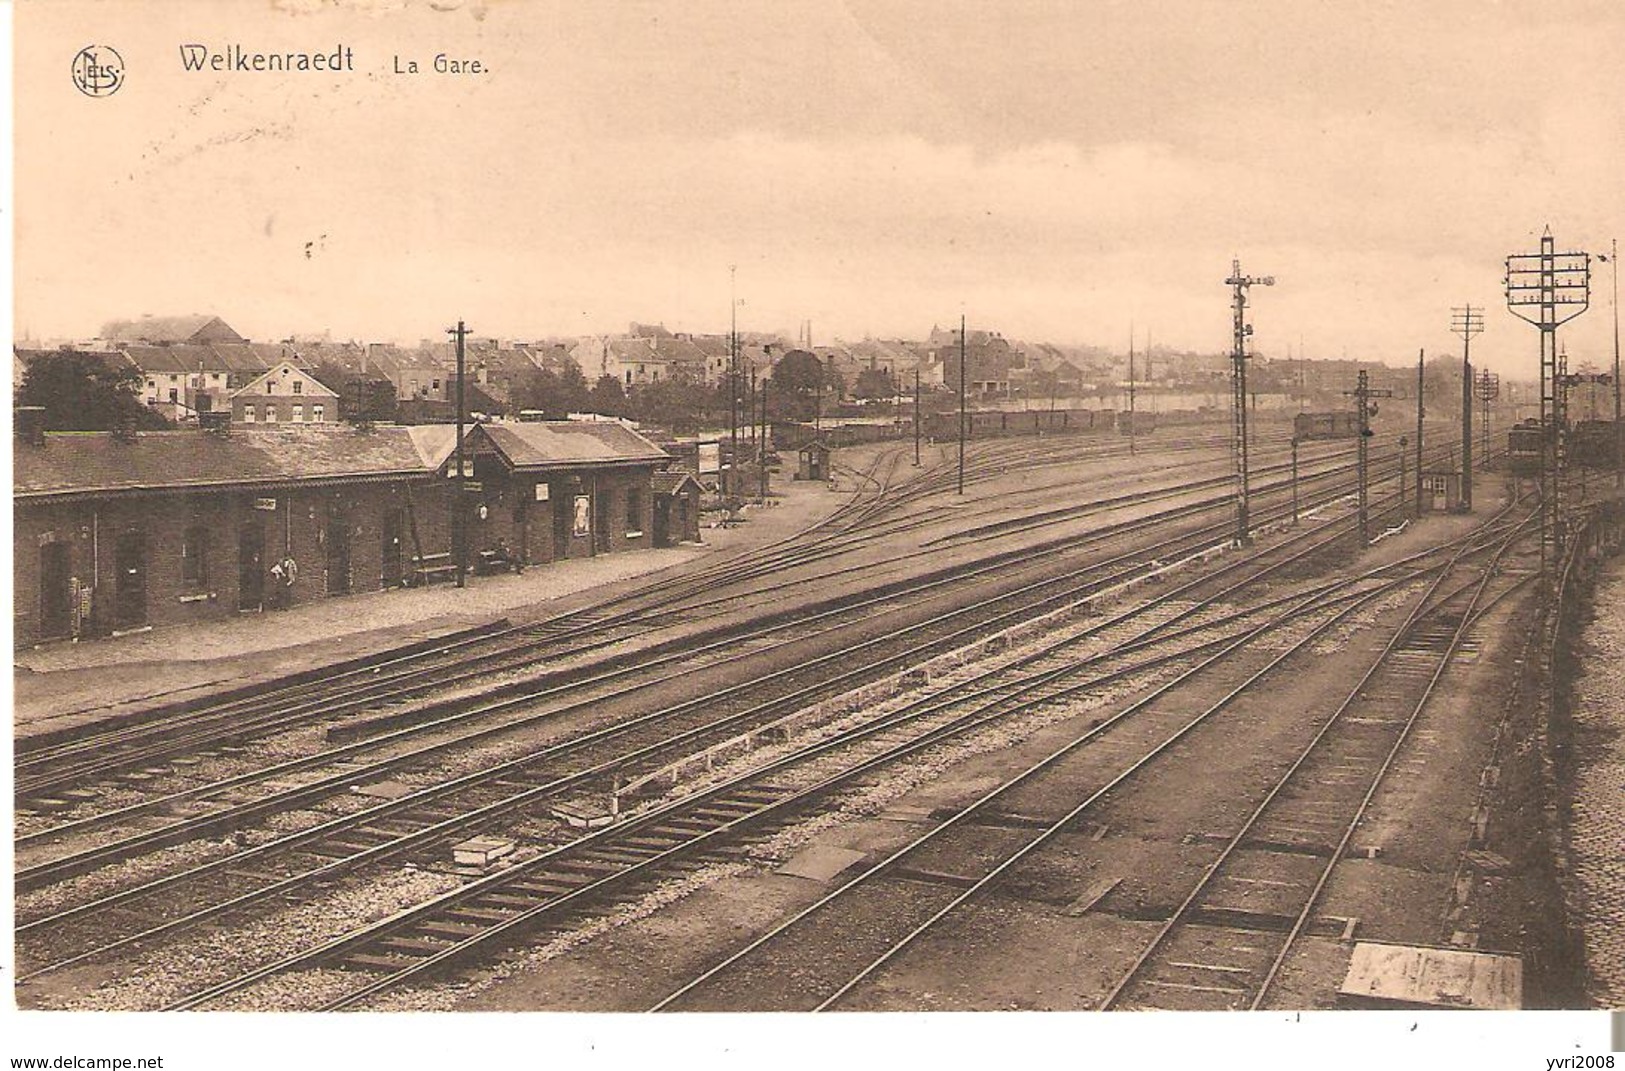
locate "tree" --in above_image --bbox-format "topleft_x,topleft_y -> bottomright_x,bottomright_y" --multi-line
768,349 -> 828,421
588,374 -> 628,416
853,367 -> 897,401
513,360 -> 592,416
17,350 -> 171,431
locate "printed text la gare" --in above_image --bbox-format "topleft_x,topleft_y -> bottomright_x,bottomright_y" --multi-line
393,53 -> 485,75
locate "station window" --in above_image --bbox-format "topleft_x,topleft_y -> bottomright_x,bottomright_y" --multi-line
266,381 -> 274,393
626,488 -> 642,531
265,406 -> 278,423
292,380 -> 303,394
312,403 -> 324,421
244,406 -> 256,423
292,404 -> 304,423
181,526 -> 208,586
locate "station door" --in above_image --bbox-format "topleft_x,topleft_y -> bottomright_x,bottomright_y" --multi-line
239,524 -> 265,611
382,510 -> 404,588
326,514 -> 351,595
113,530 -> 147,631
653,497 -> 672,547
552,491 -> 571,560
39,542 -> 73,639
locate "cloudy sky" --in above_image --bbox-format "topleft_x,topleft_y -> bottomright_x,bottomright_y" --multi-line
13,0 -> 1625,376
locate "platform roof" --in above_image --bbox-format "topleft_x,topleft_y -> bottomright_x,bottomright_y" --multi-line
15,424 -> 457,502
469,420 -> 669,472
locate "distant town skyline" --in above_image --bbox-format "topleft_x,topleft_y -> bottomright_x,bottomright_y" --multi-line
14,1 -> 1622,380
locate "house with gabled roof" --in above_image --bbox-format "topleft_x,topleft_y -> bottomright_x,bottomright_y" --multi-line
99,315 -> 245,346
231,361 -> 340,424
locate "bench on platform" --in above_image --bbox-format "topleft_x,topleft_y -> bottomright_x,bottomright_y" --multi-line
410,552 -> 458,585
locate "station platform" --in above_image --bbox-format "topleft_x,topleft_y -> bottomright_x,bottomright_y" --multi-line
12,476 -> 847,742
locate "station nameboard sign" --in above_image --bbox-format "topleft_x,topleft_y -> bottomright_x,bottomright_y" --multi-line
254,498 -> 278,511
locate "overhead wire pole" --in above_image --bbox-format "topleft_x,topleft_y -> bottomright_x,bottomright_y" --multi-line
728,265 -> 739,499
1415,349 -> 1425,517
1127,321 -> 1137,455
1506,228 -> 1591,575
1226,258 -> 1274,545
958,313 -> 967,496
447,319 -> 470,588
1476,370 -> 1500,476
1612,238 -> 1621,495
1345,369 -> 1393,545
1451,304 -> 1483,511
913,365 -> 922,467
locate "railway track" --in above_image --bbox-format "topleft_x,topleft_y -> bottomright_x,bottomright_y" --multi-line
644,508 -> 1536,1012
16,436 -> 1396,850
15,431 -> 1282,801
15,497 -> 1508,1007
16,467 -> 1405,980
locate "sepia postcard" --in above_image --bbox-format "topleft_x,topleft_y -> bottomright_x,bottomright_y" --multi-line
7,1 -> 1623,1067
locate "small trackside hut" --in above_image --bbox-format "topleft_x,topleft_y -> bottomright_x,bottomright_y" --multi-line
651,470 -> 703,547
1418,466 -> 1462,513
797,440 -> 832,482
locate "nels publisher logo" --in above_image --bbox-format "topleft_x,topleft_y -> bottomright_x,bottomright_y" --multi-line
72,45 -> 125,97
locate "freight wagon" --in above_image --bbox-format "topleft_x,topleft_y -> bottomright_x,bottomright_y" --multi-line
1293,411 -> 1360,441
919,407 -> 1112,442
1117,410 -> 1158,435
1507,419 -> 1545,476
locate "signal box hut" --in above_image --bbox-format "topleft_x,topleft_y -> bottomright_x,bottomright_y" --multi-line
797,440 -> 831,482
1419,466 -> 1461,513
651,470 -> 703,546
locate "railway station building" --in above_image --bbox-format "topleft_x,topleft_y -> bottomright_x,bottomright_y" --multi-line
13,415 -> 681,647
457,419 -> 672,565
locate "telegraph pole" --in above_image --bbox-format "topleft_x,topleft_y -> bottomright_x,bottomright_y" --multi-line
1612,238 -> 1621,494
1226,259 -> 1274,545
913,365 -> 922,467
728,265 -> 739,499
1415,350 -> 1425,517
447,319 -> 470,588
1476,369 -> 1500,474
1451,305 -> 1484,511
1506,229 -> 1591,572
759,376 -> 769,503
1290,435 -> 1300,526
1127,322 -> 1137,455
958,314 -> 967,496
1345,369 -> 1394,544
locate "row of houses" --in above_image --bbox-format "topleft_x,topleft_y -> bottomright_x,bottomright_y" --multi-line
18,313 -> 1367,422
13,413 -> 704,648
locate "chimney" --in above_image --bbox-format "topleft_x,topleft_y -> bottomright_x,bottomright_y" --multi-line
15,406 -> 47,447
